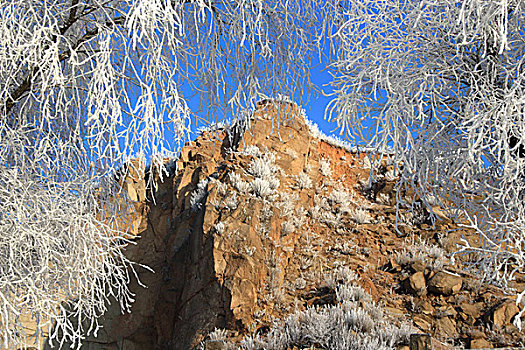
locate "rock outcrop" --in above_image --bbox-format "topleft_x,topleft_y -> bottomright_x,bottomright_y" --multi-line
61,101 -> 525,349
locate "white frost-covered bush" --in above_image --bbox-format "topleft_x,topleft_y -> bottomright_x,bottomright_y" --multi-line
396,241 -> 448,270
278,192 -> 298,217
327,188 -> 357,216
319,211 -> 341,228
281,221 -> 295,236
241,145 -> 261,157
327,265 -> 358,288
292,172 -> 312,190
214,222 -> 225,235
208,328 -> 229,341
267,177 -> 280,191
328,188 -> 353,206
247,153 -> 278,180
229,172 -> 251,195
336,284 -> 372,304
224,193 -> 239,210
251,178 -> 274,198
190,179 -> 209,211
351,207 -> 373,224
319,158 -> 332,177
239,282 -> 412,350
246,152 -> 281,199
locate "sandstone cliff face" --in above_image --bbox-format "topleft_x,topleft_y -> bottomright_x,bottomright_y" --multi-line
73,101 -> 524,349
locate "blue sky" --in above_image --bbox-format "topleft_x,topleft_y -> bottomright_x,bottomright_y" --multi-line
120,55 -> 344,162
181,56 -> 343,143
303,59 -> 341,136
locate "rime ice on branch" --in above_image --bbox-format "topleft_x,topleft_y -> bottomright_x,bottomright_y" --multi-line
329,0 -> 525,325
0,0 -> 328,347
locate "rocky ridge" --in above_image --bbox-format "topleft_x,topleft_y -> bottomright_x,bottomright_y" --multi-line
55,101 -> 525,349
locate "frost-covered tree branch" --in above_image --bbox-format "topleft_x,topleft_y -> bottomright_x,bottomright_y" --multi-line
330,0 -> 525,308
0,0 -> 328,347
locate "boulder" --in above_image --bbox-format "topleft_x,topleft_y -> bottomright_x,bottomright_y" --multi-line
410,261 -> 426,273
460,303 -> 483,319
409,333 -> 431,350
434,316 -> 457,339
469,338 -> 492,349
488,300 -> 519,327
427,271 -> 462,296
405,271 -> 426,296
413,315 -> 432,332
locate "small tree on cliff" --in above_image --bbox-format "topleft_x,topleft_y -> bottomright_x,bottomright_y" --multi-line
329,0 -> 525,322
0,0 -> 328,347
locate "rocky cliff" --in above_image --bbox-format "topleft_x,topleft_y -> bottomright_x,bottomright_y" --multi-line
72,101 -> 524,349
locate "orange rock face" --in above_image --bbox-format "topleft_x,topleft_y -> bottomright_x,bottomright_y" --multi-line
69,101 -> 525,350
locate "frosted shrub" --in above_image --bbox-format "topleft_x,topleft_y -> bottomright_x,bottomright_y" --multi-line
308,205 -> 322,221
216,181 -> 228,196
338,201 -> 353,216
229,173 -> 251,194
246,152 -> 281,198
320,211 -> 341,228
345,308 -> 376,333
291,207 -> 308,228
396,241 -> 447,270
292,172 -> 312,190
247,154 -> 278,180
351,207 -> 373,224
376,193 -> 391,205
240,282 -> 411,350
241,145 -> 261,157
236,181 -> 251,194
199,328 -> 238,350
251,178 -> 274,198
214,222 -> 225,235
314,194 -> 331,211
337,284 -> 372,304
224,193 -> 239,210
208,328 -> 229,341
329,266 -> 358,286
281,221 -> 295,236
267,177 -> 280,191
328,188 -> 353,206
319,158 -> 332,177
190,179 -> 209,211
229,172 -> 242,186
278,192 -> 298,217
